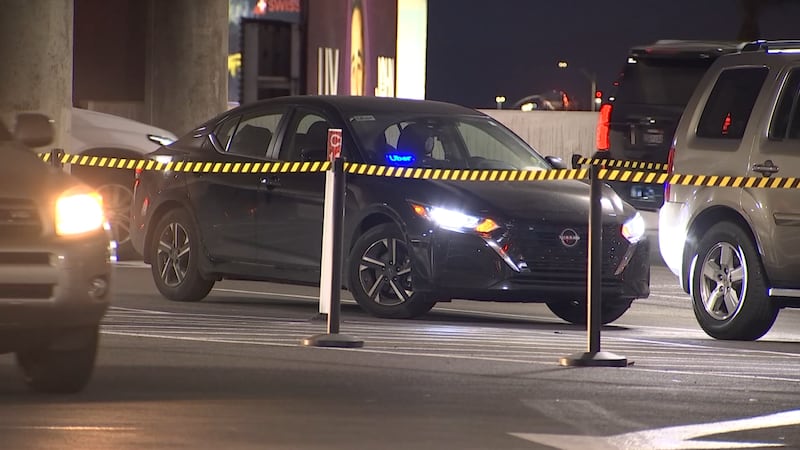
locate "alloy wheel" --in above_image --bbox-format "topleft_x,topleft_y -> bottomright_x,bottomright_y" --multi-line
156,221 -> 191,287
698,242 -> 747,321
357,237 -> 414,306
96,183 -> 133,247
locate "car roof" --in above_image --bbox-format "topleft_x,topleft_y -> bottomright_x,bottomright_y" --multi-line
231,95 -> 481,118
628,40 -> 747,60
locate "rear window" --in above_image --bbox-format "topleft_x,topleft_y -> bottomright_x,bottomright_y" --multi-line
696,67 -> 768,140
616,58 -> 714,106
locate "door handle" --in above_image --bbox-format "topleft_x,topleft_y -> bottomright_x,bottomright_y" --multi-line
752,160 -> 779,177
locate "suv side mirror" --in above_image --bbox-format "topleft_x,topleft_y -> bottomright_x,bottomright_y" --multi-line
14,113 -> 54,148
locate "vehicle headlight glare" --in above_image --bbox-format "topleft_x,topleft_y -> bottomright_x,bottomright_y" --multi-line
56,191 -> 105,236
147,134 -> 175,146
411,203 -> 499,233
621,212 -> 645,244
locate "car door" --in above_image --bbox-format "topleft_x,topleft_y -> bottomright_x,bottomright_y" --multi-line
187,107 -> 286,265
255,107 -> 334,282
748,66 -> 800,286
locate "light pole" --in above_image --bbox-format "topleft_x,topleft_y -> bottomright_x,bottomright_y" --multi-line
495,95 -> 506,110
557,61 -> 597,112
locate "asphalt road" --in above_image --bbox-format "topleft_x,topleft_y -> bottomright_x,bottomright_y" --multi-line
1,264 -> 799,450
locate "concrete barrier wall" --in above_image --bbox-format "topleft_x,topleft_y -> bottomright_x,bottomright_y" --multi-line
480,110 -> 598,162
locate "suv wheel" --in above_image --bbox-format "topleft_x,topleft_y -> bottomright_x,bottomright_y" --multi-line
16,326 -> 99,393
348,223 -> 436,319
546,298 -> 633,325
149,208 -> 215,302
691,222 -> 778,340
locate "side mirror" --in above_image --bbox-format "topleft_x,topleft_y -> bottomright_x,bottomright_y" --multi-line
545,155 -> 567,170
14,113 -> 54,148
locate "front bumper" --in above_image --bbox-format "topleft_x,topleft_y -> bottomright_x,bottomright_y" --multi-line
0,230 -> 112,342
409,223 -> 650,303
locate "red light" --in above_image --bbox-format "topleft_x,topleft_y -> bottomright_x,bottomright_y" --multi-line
595,90 -> 603,98
596,103 -> 612,151
722,113 -> 731,135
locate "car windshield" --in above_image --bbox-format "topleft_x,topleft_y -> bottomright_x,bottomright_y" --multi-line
348,113 -> 550,171
618,57 -> 713,106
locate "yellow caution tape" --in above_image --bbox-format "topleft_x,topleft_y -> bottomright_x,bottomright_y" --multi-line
573,156 -> 669,172
37,152 -> 798,188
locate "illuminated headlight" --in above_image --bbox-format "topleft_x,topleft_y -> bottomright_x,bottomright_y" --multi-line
153,155 -> 173,165
410,203 -> 499,234
621,212 -> 645,244
147,134 -> 175,146
55,190 -> 105,236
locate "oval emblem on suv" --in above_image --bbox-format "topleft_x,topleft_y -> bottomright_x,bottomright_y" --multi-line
559,228 -> 580,248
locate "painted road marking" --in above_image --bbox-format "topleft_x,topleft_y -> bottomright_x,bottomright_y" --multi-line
511,409 -> 800,449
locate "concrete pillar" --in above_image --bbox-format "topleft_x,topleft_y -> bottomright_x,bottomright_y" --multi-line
147,0 -> 229,136
0,0 -> 73,148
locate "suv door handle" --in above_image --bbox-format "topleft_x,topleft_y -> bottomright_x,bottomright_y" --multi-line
752,160 -> 780,177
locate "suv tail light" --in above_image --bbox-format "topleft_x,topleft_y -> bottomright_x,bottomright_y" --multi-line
664,144 -> 675,200
596,103 -> 612,151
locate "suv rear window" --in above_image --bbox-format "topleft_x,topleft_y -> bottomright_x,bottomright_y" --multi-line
697,67 -> 768,140
617,58 -> 713,106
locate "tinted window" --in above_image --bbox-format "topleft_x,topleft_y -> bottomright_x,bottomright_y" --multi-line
617,58 -> 713,106
279,111 -> 331,162
213,116 -> 240,151
696,67 -> 768,140
227,113 -> 283,158
769,69 -> 800,140
348,113 -> 549,171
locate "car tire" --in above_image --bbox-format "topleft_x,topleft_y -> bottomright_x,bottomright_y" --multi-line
348,223 -> 436,319
690,222 -> 778,341
149,208 -> 215,302
546,298 -> 633,325
96,181 -> 139,261
15,326 -> 99,393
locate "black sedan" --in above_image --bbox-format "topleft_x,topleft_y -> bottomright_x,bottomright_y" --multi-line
130,96 -> 649,324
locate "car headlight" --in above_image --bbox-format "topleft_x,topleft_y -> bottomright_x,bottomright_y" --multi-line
410,202 -> 499,234
621,211 -> 645,244
147,134 -> 175,146
153,155 -> 173,165
55,190 -> 105,236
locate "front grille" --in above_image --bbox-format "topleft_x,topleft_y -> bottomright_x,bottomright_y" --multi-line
507,221 -> 625,277
0,252 -> 50,265
0,198 -> 42,238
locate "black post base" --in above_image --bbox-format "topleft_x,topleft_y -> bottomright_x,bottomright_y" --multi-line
559,351 -> 629,367
302,333 -> 364,348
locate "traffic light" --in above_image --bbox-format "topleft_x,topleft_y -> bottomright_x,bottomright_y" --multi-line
595,90 -> 603,99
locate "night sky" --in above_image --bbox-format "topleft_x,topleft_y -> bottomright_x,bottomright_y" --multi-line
425,0 -> 800,109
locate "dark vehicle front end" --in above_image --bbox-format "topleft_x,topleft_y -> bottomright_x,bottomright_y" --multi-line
0,114 -> 112,393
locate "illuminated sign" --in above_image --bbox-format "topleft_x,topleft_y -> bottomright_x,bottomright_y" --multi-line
317,47 -> 340,95
375,56 -> 395,97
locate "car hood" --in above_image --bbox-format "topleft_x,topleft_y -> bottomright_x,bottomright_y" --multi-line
69,107 -> 177,155
411,177 -> 633,223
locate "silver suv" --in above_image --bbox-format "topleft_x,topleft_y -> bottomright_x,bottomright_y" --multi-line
659,40 -> 800,340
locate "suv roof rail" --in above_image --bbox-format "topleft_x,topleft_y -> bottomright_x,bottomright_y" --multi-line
629,40 -> 746,58
741,40 -> 800,53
